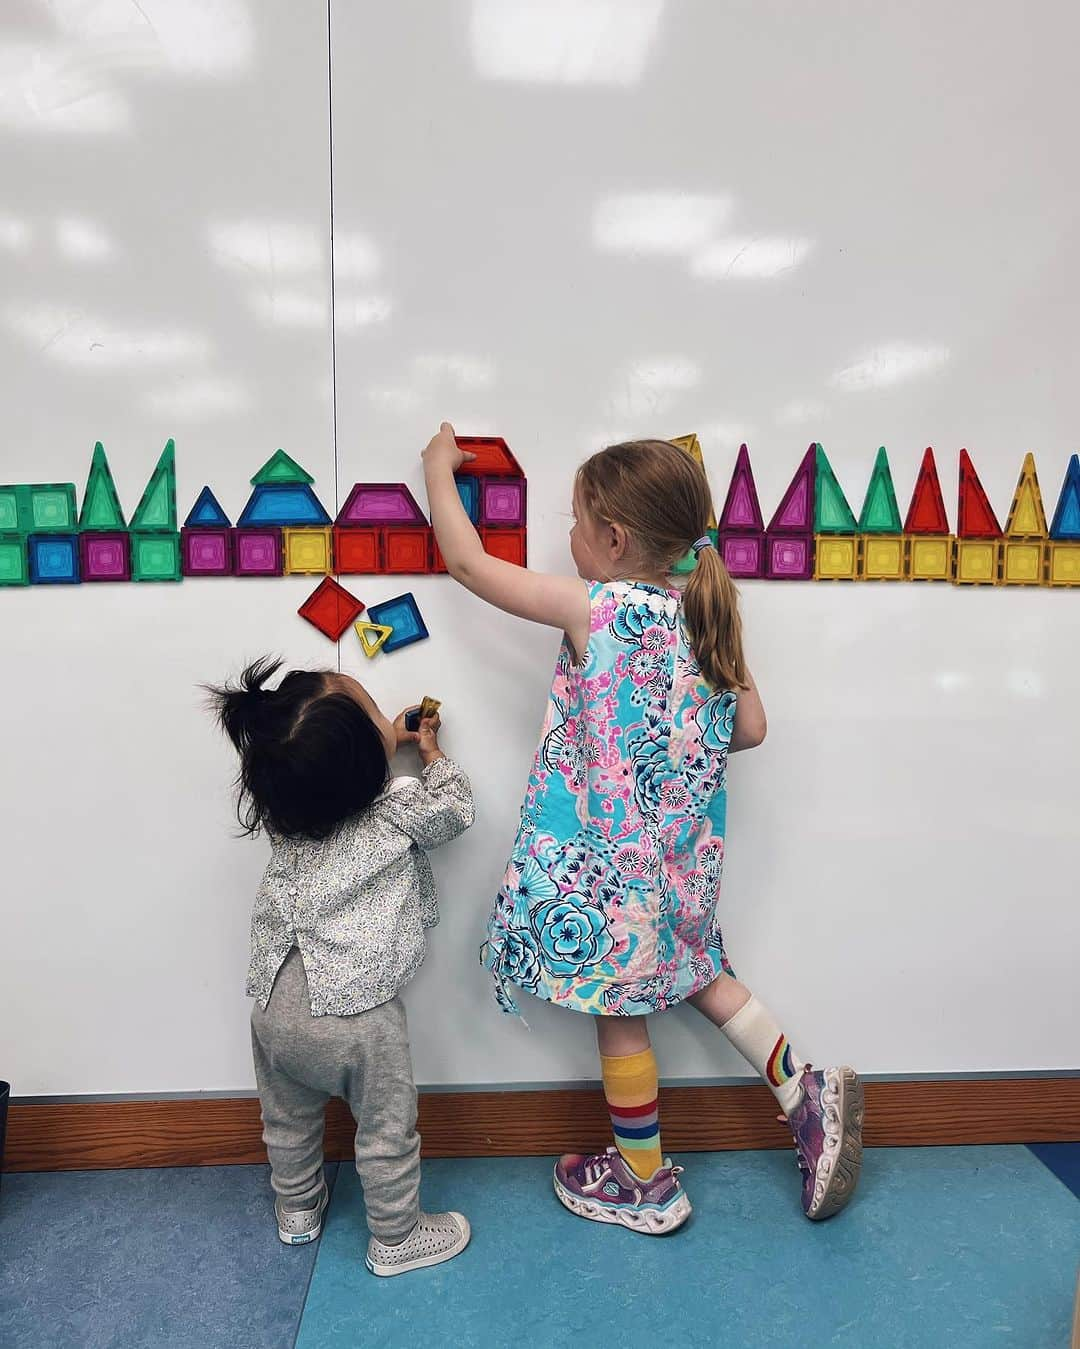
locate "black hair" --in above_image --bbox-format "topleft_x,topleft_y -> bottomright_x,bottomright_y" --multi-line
206,655 -> 389,841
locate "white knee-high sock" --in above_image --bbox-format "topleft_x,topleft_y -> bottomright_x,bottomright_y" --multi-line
720,996 -> 806,1116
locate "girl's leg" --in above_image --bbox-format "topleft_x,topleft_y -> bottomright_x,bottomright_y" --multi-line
689,973 -> 805,1116
691,972 -> 864,1221
595,1016 -> 663,1179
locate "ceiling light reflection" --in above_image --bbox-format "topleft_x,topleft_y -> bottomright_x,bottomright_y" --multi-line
594,193 -> 731,256
333,232 -> 380,282
336,294 -> 392,332
0,215 -> 31,252
56,217 -> 112,263
47,0 -> 254,78
831,343 -> 949,392
471,0 -> 663,85
210,221 -> 322,276
0,44 -> 130,134
692,237 -> 813,280
142,376 -> 249,420
251,290 -> 327,328
5,303 -> 210,367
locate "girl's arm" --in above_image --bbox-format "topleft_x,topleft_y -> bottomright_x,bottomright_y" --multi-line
729,671 -> 767,751
423,423 -> 591,656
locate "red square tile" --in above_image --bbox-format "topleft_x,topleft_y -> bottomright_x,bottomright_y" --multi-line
297,576 -> 365,641
385,527 -> 433,574
333,527 -> 383,574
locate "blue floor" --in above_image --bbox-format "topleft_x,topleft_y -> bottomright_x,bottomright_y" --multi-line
2,1147 -> 1078,1349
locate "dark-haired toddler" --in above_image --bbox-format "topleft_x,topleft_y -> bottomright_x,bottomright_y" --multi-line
209,658 -> 474,1276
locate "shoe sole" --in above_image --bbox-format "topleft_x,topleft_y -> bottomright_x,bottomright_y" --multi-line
806,1067 -> 864,1221
365,1215 -> 472,1277
553,1174 -> 692,1235
277,1190 -> 328,1246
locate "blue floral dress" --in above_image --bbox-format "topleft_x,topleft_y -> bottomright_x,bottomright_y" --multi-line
482,580 -> 736,1016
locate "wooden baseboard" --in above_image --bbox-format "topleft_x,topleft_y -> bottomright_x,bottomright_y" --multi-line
5,1078 -> 1078,1173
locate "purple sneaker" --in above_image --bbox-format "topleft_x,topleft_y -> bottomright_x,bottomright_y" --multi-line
787,1065 -> 864,1220
553,1146 -> 691,1235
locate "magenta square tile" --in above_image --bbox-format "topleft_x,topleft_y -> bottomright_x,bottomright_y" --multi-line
235,528 -> 283,576
481,478 -> 526,527
80,531 -> 131,581
765,534 -> 813,580
720,533 -> 764,578
181,527 -> 234,576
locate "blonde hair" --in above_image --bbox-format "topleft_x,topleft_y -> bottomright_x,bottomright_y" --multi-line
575,440 -> 748,691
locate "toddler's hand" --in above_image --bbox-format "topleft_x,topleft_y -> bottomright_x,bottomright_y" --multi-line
417,715 -> 444,766
392,708 -> 420,749
422,421 -> 475,473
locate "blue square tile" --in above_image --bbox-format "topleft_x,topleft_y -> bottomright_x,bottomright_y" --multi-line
367,592 -> 429,652
28,533 -> 80,584
455,476 -> 480,524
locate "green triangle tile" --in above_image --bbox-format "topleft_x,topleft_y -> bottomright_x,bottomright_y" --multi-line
131,440 -> 177,530
251,450 -> 314,486
78,442 -> 127,531
858,446 -> 903,533
814,444 -> 858,533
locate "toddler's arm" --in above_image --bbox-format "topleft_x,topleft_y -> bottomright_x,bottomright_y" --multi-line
423,423 -> 591,657
729,671 -> 767,751
379,717 -> 475,848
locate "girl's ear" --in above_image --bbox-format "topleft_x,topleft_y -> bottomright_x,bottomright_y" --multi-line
609,521 -> 629,560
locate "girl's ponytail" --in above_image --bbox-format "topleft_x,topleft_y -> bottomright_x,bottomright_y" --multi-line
208,654 -> 284,753
683,543 -> 748,692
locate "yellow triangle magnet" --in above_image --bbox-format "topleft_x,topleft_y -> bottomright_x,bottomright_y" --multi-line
668,432 -> 716,528
354,619 -> 394,657
1004,452 -> 1048,539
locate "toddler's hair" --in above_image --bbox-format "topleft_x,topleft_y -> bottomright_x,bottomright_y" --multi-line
206,656 -> 388,840
576,440 -> 748,690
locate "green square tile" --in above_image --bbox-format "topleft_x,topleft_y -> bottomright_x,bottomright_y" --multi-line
30,484 -> 77,532
131,531 -> 182,581
0,533 -> 29,585
0,488 -> 19,532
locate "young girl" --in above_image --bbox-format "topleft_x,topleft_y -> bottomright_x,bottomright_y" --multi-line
424,424 -> 863,1235
208,657 -> 474,1274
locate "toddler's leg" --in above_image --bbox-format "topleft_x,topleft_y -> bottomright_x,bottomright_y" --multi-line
345,996 -> 422,1245
250,1017 -> 330,1211
689,975 -> 804,1115
596,1017 -> 663,1180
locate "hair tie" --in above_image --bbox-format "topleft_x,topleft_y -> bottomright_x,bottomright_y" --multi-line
691,535 -> 714,555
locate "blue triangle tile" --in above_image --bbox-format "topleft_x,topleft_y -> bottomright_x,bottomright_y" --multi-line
185,486 -> 232,528
1049,454 -> 1080,539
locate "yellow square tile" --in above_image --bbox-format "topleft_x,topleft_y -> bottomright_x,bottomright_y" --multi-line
1048,541 -> 1080,587
1000,539 -> 1045,586
284,527 -> 332,574
859,535 -> 904,580
814,535 -> 857,580
904,536 -> 953,581
954,538 -> 1000,585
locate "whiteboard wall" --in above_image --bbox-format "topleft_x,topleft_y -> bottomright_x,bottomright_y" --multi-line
1,0 -> 1077,1096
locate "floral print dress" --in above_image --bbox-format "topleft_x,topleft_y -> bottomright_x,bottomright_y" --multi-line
482,580 -> 737,1017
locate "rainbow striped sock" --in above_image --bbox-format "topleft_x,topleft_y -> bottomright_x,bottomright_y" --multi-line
767,1034 -> 797,1089
601,1047 -> 663,1180
720,996 -> 806,1116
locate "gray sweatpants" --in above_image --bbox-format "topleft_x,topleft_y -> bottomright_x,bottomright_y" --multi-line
250,947 -> 421,1242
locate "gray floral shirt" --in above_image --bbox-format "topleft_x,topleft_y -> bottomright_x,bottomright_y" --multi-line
246,757 -> 474,1016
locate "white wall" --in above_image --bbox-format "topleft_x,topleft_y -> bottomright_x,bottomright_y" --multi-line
1,1 -> 1077,1095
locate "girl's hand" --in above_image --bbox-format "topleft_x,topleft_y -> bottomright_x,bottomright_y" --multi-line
422,421 -> 475,474
417,715 -> 445,766
392,708 -> 420,749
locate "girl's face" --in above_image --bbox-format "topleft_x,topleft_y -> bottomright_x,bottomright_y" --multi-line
329,674 -> 396,760
570,486 -> 619,580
